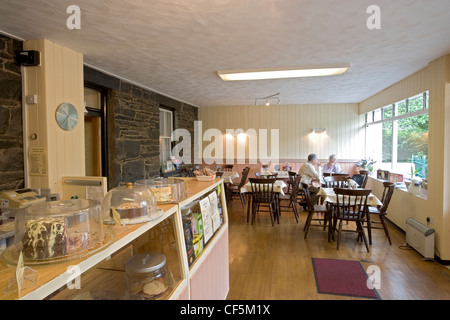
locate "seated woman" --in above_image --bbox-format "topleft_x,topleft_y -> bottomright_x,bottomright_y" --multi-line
322,154 -> 343,174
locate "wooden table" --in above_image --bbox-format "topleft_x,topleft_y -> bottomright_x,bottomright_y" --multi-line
240,180 -> 288,195
317,188 -> 382,207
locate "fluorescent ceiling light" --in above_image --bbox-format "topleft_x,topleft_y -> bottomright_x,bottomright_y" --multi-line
218,65 -> 350,81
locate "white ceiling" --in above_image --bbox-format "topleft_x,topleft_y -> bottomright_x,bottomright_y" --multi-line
1,0 -> 450,107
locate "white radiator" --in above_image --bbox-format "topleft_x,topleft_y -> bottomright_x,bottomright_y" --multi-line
405,218 -> 435,259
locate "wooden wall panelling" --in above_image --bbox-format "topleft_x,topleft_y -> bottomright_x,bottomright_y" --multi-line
23,39 -> 85,194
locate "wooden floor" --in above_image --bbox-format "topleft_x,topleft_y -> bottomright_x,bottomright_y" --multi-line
226,199 -> 450,300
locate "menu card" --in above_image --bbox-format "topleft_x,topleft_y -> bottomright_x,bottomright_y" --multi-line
199,197 -> 214,244
16,251 -> 25,296
208,192 -> 222,233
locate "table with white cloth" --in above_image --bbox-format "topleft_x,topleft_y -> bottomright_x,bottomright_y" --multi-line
317,188 -> 382,207
240,180 -> 288,195
222,171 -> 239,184
274,171 -> 290,179
240,180 -> 288,223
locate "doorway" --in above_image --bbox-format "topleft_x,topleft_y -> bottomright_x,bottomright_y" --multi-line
84,85 -> 108,177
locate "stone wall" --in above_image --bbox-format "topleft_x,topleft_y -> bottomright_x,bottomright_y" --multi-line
84,66 -> 198,188
111,81 -> 160,186
0,35 -> 23,191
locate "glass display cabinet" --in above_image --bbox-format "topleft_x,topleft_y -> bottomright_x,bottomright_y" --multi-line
0,178 -> 229,300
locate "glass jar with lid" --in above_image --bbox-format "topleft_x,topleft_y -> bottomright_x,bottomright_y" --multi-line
102,183 -> 163,225
125,252 -> 174,300
135,178 -> 186,204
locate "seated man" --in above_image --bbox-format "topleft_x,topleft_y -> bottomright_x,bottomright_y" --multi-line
298,153 -> 322,205
322,154 -> 343,174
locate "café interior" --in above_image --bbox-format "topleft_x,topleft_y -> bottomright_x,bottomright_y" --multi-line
0,1 -> 449,300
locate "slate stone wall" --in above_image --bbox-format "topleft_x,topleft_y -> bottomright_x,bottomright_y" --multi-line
0,35 -> 23,191
84,66 -> 198,188
111,81 -> 160,186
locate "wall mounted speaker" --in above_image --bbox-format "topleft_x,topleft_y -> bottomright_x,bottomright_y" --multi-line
17,50 -> 40,66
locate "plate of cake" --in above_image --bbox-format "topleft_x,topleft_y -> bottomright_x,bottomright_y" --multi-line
1,199 -> 115,266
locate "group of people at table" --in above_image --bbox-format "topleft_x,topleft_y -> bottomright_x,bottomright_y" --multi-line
230,154 -> 388,251
299,153 -> 344,204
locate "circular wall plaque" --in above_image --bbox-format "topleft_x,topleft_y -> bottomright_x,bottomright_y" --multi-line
56,103 -> 79,131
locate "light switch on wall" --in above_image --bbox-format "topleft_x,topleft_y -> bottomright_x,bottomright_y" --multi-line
26,94 -> 38,104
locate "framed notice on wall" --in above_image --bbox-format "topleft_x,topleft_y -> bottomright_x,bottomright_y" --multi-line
29,147 -> 48,176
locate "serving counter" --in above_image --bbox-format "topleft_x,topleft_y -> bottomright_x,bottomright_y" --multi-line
0,178 -> 229,300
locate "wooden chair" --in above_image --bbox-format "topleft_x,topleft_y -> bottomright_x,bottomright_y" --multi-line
182,166 -> 195,177
255,173 -> 277,178
249,178 -> 278,227
226,167 -> 250,207
330,188 -> 371,252
277,176 -> 301,223
323,175 -> 350,188
359,170 -> 370,188
215,171 -> 224,178
351,174 -> 364,188
302,182 -> 331,239
365,182 -> 395,245
296,182 -> 308,210
223,165 -> 234,172
286,171 -> 298,194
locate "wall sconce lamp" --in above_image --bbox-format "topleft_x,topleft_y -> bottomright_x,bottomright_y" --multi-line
312,128 -> 327,134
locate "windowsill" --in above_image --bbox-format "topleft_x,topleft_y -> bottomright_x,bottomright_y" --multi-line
369,176 -> 428,200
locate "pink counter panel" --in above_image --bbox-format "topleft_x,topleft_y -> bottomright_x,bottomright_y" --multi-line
189,226 -> 229,300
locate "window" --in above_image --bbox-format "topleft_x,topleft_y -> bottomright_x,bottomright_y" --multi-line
382,105 -> 393,119
160,108 -> 174,164
365,91 -> 429,181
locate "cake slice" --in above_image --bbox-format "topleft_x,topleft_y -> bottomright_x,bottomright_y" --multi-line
22,217 -> 69,260
114,202 -> 148,219
150,187 -> 173,202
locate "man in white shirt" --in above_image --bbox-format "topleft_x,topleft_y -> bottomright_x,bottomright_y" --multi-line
322,154 -> 343,174
298,154 -> 322,204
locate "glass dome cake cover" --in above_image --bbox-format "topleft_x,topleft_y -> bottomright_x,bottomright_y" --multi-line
102,182 -> 163,225
14,199 -> 105,261
135,177 -> 186,204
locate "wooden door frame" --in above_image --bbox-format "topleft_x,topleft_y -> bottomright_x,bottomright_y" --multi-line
84,82 -> 109,178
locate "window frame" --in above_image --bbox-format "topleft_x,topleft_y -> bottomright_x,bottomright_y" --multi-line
159,107 -> 174,164
365,91 -> 429,180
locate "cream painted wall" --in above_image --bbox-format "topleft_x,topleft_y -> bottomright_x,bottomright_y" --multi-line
199,104 -> 365,162
23,39 -> 85,195
359,67 -> 429,115
360,55 -> 450,260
